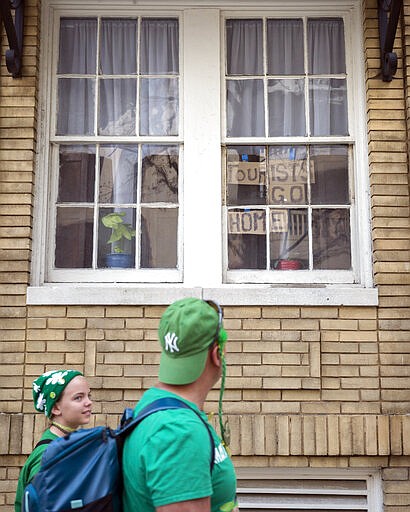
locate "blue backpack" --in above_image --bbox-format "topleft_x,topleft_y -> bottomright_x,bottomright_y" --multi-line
22,397 -> 214,512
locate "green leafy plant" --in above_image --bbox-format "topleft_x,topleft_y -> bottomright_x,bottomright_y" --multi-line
101,212 -> 136,254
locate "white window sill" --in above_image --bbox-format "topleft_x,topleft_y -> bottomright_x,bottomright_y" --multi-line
27,284 -> 378,306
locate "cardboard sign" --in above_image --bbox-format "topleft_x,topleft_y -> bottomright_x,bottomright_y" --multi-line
269,183 -> 306,204
227,161 -> 266,185
228,209 -> 289,234
228,210 -> 266,234
269,159 -> 315,184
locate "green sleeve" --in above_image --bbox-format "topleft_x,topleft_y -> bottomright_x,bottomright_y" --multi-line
14,430 -> 57,512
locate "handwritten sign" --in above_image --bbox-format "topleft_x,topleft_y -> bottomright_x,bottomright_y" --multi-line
228,209 -> 289,234
270,183 -> 306,204
227,161 -> 266,185
269,159 -> 314,184
228,210 -> 265,234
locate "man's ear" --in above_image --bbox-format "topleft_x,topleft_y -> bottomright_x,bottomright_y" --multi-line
209,343 -> 222,367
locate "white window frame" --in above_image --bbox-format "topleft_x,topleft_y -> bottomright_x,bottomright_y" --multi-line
29,0 -> 377,306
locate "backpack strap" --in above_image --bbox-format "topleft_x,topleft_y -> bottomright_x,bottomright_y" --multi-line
34,438 -> 53,449
119,397 -> 215,471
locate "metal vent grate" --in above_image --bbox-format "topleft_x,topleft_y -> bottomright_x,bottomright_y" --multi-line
236,469 -> 381,511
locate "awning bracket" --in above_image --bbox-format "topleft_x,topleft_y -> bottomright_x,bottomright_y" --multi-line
0,0 -> 24,78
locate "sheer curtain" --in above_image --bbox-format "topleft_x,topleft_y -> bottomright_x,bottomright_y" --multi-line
226,17 -> 348,138
308,18 -> 348,136
57,18 -> 97,135
57,17 -> 179,137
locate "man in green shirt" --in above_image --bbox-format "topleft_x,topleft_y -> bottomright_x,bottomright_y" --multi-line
122,298 -> 239,512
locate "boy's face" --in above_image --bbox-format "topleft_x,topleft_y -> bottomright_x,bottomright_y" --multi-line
51,375 -> 92,428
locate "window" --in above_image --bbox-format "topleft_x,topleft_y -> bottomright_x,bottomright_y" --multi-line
224,17 -> 355,283
31,1 -> 375,304
50,15 -> 181,281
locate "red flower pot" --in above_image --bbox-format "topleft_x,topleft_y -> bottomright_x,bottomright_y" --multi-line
276,259 -> 302,270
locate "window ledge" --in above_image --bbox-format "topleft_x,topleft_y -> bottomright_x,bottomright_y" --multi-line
27,284 -> 378,306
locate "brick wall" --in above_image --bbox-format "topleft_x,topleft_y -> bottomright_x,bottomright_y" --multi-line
0,0 -> 409,510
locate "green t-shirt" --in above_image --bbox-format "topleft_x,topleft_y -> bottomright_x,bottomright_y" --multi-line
122,388 -> 238,512
14,428 -> 58,512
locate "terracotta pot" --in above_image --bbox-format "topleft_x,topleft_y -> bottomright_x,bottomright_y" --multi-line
276,259 -> 302,270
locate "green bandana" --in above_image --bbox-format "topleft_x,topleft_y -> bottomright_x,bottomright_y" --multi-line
32,369 -> 83,418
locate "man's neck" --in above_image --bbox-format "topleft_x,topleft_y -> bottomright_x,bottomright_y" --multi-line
156,381 -> 208,410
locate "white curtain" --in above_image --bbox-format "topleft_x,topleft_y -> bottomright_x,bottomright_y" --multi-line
226,17 -> 348,138
57,17 -> 179,137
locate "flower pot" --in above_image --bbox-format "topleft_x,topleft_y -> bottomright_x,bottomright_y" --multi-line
105,253 -> 133,268
276,259 -> 302,270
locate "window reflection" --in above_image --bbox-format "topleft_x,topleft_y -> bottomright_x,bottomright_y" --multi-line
141,145 -> 178,203
141,208 -> 178,268
55,207 -> 93,268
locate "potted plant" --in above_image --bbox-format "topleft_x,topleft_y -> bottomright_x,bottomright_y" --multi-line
274,228 -> 304,270
101,212 -> 136,268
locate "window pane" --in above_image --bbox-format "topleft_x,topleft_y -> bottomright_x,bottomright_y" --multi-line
58,18 -> 97,74
268,79 -> 306,136
98,208 -> 136,268
270,209 -> 308,269
57,78 -> 95,135
55,207 -> 93,268
99,145 -> 138,204
226,79 -> 264,137
141,145 -> 179,203
228,220 -> 267,270
100,18 -> 137,75
140,78 -> 179,136
58,146 -> 95,202
141,208 -> 178,268
310,146 -> 349,204
308,18 -> 346,74
99,79 -> 136,136
309,78 -> 348,136
268,146 -> 308,206
267,19 -> 304,75
226,19 -> 263,75
227,146 -> 267,206
141,18 -> 179,74
312,208 -> 351,269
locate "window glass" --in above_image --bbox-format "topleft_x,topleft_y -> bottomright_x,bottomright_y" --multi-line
53,17 -> 180,272
308,18 -> 346,74
226,79 -> 264,137
226,144 -> 351,271
139,77 -> 179,136
100,18 -> 137,75
225,16 -> 351,275
58,18 -> 97,74
57,78 -> 95,135
141,18 -> 179,74
55,207 -> 94,268
226,19 -> 263,75
99,79 -> 137,136
268,79 -> 306,136
267,19 -> 304,75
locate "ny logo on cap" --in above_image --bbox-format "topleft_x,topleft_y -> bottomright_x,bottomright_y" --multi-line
164,332 -> 179,353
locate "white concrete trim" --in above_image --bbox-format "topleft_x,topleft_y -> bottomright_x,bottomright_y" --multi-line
27,284 -> 378,305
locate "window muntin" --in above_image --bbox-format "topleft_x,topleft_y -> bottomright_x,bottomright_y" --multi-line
52,16 -> 180,275
224,16 -> 353,280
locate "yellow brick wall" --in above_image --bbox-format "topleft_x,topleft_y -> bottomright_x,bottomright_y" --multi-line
0,0 -> 409,510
